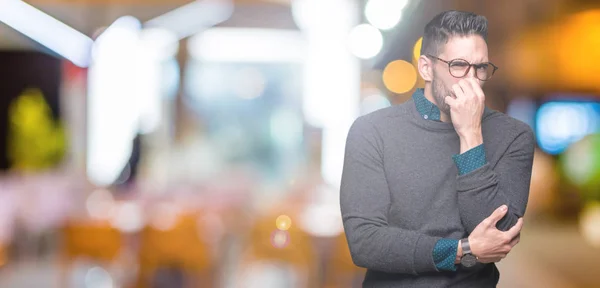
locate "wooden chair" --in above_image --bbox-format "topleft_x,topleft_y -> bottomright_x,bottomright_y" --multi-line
235,210 -> 319,288
135,211 -> 215,288
60,220 -> 124,287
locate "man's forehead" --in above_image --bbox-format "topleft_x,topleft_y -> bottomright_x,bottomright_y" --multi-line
439,35 -> 489,62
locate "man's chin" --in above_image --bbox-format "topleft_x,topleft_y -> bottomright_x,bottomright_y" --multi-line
434,97 -> 449,111
437,101 -> 451,115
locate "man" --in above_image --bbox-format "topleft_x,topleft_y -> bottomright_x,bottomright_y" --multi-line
340,10 -> 535,287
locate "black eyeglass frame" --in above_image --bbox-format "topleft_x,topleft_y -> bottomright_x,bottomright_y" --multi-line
426,54 -> 498,81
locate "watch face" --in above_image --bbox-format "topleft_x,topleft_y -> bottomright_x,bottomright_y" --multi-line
461,254 -> 477,268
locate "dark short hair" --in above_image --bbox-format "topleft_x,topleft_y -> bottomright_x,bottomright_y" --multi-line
420,10 -> 488,57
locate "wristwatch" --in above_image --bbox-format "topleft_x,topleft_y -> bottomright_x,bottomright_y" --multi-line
460,238 -> 478,268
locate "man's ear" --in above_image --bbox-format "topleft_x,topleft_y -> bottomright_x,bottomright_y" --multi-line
418,55 -> 433,82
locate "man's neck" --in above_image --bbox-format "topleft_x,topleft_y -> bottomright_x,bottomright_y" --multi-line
424,85 -> 452,123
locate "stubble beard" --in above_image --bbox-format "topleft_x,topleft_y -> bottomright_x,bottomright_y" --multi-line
432,76 -> 453,116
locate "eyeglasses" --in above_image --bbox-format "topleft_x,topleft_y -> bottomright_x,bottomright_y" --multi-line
426,54 -> 498,81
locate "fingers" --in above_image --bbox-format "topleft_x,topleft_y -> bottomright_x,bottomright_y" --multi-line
445,95 -> 456,107
509,233 -> 521,247
452,83 -> 465,100
465,78 -> 485,102
457,80 -> 472,98
485,205 -> 508,227
447,79 -> 485,114
453,79 -> 485,104
505,218 -> 524,239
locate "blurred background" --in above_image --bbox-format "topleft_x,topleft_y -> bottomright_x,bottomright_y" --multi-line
0,0 -> 599,287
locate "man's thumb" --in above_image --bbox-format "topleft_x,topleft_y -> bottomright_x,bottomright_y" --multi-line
488,205 -> 508,225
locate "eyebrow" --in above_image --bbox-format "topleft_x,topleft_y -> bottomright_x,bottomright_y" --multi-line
452,56 -> 488,63
474,59 -> 490,64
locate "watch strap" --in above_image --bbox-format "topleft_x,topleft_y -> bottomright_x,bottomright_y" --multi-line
461,238 -> 472,255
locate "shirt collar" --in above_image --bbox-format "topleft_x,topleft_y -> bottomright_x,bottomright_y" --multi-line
412,88 -> 441,121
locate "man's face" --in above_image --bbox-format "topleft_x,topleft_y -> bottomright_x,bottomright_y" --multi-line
431,35 -> 488,115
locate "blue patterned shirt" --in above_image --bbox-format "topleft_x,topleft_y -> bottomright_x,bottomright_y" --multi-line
413,88 -> 487,271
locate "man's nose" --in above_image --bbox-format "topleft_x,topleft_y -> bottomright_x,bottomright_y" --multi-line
465,66 -> 483,86
466,66 -> 477,79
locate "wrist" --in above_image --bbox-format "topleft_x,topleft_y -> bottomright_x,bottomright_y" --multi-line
458,130 -> 483,153
458,237 -> 479,268
466,235 -> 477,257
455,239 -> 463,264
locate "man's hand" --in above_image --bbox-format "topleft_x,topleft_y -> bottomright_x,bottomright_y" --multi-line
445,78 -> 485,152
467,205 -> 523,263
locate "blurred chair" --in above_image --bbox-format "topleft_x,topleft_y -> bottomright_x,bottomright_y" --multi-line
135,211 -> 215,288
60,220 -> 124,287
235,210 -> 319,288
323,232 -> 365,288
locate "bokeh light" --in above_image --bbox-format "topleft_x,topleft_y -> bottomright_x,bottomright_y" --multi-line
509,10 -> 600,91
109,201 -> 143,233
382,60 -> 417,94
84,266 -> 114,288
138,27 -> 179,61
291,0 -> 354,32
364,0 -> 408,30
150,202 -> 180,231
536,102 -> 600,155
360,90 -> 391,115
561,133 -> 600,197
579,201 -> 600,248
347,24 -> 383,59
411,38 -> 426,89
86,189 -> 115,220
413,37 -> 422,62
275,214 -> 292,231
270,108 -> 303,149
298,202 -> 344,237
233,67 -> 267,100
556,10 -> 600,92
270,230 -> 290,249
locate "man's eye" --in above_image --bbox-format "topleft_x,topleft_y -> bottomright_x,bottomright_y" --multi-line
451,62 -> 469,67
476,64 -> 490,70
